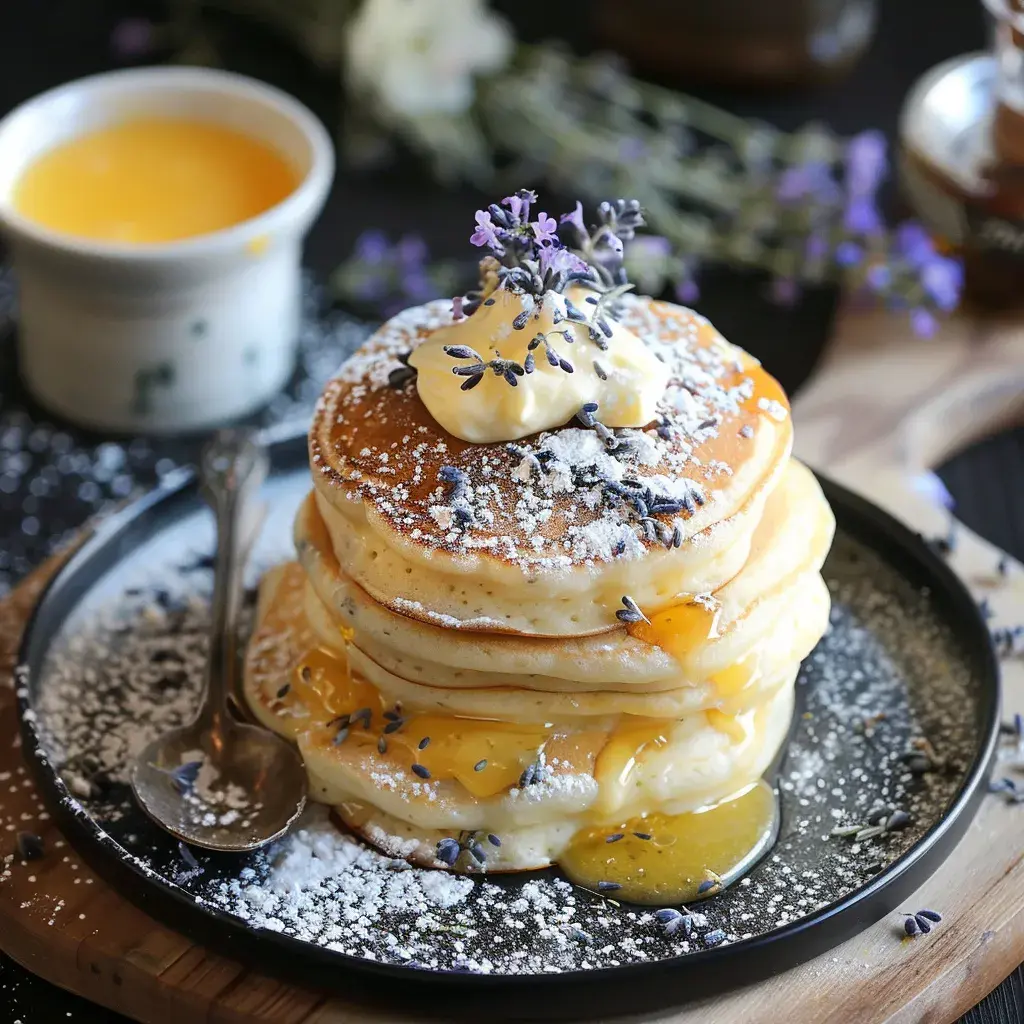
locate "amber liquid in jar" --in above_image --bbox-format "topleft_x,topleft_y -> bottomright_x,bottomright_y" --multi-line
899,1 -> 1024,309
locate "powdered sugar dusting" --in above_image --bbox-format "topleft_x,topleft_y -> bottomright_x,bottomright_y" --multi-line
17,480 -> 983,976
310,295 -> 789,573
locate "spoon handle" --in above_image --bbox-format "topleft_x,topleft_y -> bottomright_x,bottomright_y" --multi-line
198,429 -> 269,733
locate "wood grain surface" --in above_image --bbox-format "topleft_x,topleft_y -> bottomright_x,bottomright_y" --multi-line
0,309 -> 1022,1024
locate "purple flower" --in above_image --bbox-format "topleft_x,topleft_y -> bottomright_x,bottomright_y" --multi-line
865,263 -> 891,292
921,256 -> 963,312
675,278 -> 700,304
844,197 -> 883,236
401,270 -> 437,302
503,189 -> 537,223
396,234 -> 428,268
845,131 -> 888,197
470,210 -> 505,254
769,276 -> 800,306
896,223 -> 936,267
111,17 -> 155,60
910,307 -> 938,338
560,201 -> 586,236
354,230 -> 390,264
777,163 -> 839,205
805,233 -> 829,261
532,212 -> 558,247
539,244 -> 588,277
835,241 -> 863,267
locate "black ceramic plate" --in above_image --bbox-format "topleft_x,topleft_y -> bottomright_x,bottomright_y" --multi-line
14,430 -> 999,1020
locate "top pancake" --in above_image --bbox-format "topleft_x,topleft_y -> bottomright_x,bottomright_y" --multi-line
310,294 -> 792,628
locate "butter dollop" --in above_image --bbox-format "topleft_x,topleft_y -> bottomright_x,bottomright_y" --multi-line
408,287 -> 670,443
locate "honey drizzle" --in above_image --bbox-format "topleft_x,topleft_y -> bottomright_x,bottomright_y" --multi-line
251,562 -> 782,900
558,779 -> 779,905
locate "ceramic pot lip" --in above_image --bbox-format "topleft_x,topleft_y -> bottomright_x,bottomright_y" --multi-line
0,66 -> 335,266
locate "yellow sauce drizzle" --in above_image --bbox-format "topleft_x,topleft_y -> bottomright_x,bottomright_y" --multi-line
558,779 -> 778,905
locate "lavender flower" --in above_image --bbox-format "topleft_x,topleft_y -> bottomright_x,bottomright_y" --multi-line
921,257 -> 963,313
896,223 -> 936,267
471,210 -> 505,254
844,196 -> 883,235
835,241 -> 862,267
333,230 -> 462,316
776,162 -> 840,205
532,212 -> 558,246
910,308 -> 937,338
845,131 -> 888,198
539,244 -> 588,278
560,201 -> 586,235
355,230 -> 391,264
677,279 -> 699,303
503,189 -> 537,221
397,234 -> 428,267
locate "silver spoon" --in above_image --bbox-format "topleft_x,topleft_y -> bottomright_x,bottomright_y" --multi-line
131,429 -> 307,852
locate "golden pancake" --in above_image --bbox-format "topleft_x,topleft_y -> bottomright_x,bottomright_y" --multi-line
310,295 -> 793,635
243,191 -> 835,887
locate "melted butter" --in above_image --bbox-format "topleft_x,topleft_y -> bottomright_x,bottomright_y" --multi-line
559,779 -> 778,905
14,117 -> 298,244
627,597 -> 721,663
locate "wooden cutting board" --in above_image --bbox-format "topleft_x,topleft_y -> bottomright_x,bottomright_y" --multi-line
0,308 -> 1022,1024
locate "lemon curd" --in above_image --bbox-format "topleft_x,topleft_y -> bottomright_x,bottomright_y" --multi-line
12,117 -> 298,244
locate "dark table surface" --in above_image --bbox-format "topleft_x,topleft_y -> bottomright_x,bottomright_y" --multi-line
0,0 -> 1022,1020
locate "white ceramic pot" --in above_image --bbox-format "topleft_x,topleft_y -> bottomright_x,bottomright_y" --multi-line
0,67 -> 334,433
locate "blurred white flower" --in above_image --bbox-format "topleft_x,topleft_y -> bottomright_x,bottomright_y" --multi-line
346,0 -> 512,121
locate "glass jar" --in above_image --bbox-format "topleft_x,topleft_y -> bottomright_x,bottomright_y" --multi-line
897,0 -> 1024,309
593,0 -> 877,87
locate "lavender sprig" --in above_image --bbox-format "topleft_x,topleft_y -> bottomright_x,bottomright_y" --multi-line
443,343 -> 527,390
902,909 -> 942,937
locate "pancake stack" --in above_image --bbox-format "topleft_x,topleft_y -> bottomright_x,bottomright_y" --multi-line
245,195 -> 834,887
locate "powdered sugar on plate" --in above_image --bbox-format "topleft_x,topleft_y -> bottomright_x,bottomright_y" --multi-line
16,462 -> 984,976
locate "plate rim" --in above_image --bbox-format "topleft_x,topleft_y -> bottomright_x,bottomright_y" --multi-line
11,428 -> 1001,1014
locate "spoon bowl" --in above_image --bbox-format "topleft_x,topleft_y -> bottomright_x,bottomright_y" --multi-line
131,429 -> 307,852
132,722 -> 307,851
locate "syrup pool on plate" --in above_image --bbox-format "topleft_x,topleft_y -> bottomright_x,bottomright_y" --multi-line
12,117 -> 298,243
558,779 -> 780,905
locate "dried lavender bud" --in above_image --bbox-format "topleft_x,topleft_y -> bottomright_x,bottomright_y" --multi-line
436,838 -> 460,867
443,344 -> 483,361
615,595 -> 649,624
